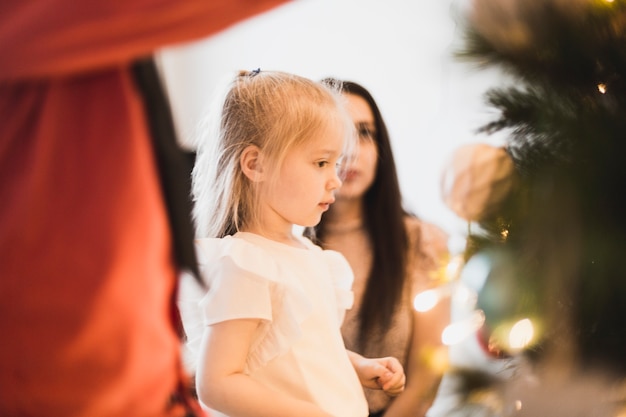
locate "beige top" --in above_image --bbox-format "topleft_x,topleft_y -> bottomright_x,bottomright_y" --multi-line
323,216 -> 449,413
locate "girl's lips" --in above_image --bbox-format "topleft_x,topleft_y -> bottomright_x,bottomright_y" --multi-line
319,198 -> 335,211
320,203 -> 330,211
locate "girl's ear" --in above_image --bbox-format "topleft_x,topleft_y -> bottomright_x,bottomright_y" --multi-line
240,145 -> 265,182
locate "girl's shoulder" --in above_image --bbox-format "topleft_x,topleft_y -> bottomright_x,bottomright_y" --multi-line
194,233 -> 351,284
195,234 -> 265,261
293,233 -> 354,286
194,234 -> 280,284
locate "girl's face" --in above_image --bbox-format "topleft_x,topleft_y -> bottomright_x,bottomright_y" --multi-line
337,93 -> 379,201
259,122 -> 345,234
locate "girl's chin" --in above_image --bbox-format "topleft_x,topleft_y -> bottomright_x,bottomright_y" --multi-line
300,216 -> 322,228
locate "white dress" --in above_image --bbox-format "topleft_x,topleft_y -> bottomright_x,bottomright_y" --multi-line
179,232 -> 369,417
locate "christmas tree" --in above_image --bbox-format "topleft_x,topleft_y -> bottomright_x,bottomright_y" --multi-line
438,0 -> 626,415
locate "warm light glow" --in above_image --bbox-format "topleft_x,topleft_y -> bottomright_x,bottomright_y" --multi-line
515,400 -> 522,411
430,346 -> 450,374
442,310 -> 485,345
442,322 -> 468,346
598,83 -> 607,94
420,345 -> 450,375
508,318 -> 534,350
451,284 -> 477,311
446,254 -> 465,281
500,229 -> 509,239
414,289 -> 440,312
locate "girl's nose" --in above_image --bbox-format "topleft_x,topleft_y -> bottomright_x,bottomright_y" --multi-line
329,170 -> 342,190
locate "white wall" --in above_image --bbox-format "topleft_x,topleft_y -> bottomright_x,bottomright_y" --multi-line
157,0 -> 506,239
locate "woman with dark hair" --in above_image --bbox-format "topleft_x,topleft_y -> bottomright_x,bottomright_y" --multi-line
305,80 -> 450,417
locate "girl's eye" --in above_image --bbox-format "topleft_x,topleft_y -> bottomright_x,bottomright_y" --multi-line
317,161 -> 328,168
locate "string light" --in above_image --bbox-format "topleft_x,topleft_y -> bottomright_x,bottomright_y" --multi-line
413,281 -> 457,312
452,284 -> 478,311
508,318 -> 534,350
446,254 -> 465,280
414,289 -> 441,312
414,253 -> 466,313
598,83 -> 607,94
441,310 -> 485,346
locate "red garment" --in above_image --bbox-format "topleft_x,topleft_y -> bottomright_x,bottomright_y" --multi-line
0,1 -> 287,416
0,0 -> 286,81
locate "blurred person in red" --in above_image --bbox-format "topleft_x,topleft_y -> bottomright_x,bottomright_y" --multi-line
0,1 -> 287,416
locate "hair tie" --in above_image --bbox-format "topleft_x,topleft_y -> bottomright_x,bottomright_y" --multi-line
250,68 -> 261,76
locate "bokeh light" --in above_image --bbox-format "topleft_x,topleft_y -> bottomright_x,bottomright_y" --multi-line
442,310 -> 485,346
508,318 -> 534,350
414,289 -> 441,312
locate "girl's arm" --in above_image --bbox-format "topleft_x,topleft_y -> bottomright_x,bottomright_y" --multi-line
347,350 -> 405,396
196,319 -> 334,417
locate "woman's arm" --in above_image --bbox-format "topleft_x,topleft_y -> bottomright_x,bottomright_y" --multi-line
196,319 -> 333,417
383,222 -> 451,417
382,297 -> 450,417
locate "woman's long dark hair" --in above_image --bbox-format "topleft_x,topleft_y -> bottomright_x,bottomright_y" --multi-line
305,79 -> 413,348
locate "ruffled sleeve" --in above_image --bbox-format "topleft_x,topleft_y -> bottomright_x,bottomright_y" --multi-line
196,237 -> 277,325
181,236 -> 313,374
319,248 -> 355,325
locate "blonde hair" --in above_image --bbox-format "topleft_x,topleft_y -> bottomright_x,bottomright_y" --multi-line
192,70 -> 354,238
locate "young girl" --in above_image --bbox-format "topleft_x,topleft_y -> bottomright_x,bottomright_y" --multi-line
179,70 -> 405,417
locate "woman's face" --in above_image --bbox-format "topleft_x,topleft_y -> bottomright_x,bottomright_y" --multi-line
337,93 -> 379,200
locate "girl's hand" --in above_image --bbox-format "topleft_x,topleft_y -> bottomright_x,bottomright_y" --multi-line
374,356 -> 406,396
348,351 -> 406,396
